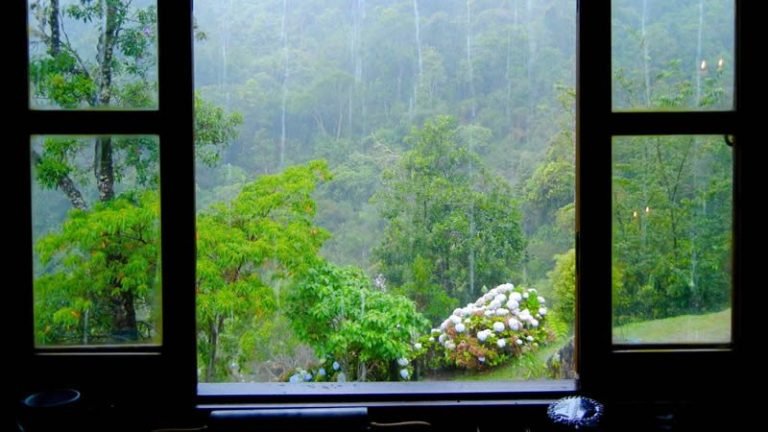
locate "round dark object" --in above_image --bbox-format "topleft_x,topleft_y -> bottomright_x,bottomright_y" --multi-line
22,389 -> 80,408
547,396 -> 604,429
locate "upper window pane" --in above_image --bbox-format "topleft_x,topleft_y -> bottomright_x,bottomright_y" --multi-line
612,0 -> 734,111
32,135 -> 162,347
194,0 -> 575,384
28,0 -> 158,110
612,135 -> 732,344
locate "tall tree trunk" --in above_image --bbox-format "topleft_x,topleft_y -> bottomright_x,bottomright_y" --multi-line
412,0 -> 423,109
694,0 -> 704,106
109,289 -> 138,341
279,0 -> 288,169
48,0 -> 61,56
97,1 -> 137,339
95,137 -> 115,201
466,0 -> 476,297
206,317 -> 222,382
640,0 -> 652,106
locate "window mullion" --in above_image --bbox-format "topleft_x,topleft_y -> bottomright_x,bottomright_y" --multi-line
576,0 -> 614,397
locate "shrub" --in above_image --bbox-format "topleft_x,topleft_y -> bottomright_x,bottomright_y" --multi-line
418,283 -> 555,371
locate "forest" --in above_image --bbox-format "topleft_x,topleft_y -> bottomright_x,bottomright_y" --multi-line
29,0 -> 732,382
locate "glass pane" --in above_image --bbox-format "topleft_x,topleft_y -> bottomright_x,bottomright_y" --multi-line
32,135 -> 161,347
612,136 -> 732,344
28,0 -> 158,110
195,0 -> 576,383
612,0 -> 734,111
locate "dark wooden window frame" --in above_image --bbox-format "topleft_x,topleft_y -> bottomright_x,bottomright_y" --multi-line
9,0 -> 757,415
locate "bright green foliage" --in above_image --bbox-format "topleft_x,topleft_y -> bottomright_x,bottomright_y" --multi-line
375,116 -> 525,321
287,261 -> 428,382
196,160 -> 332,381
35,191 -> 160,344
549,248 -> 576,327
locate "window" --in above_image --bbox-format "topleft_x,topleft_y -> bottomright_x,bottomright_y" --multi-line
11,0 -> 757,418
193,0 -> 577,388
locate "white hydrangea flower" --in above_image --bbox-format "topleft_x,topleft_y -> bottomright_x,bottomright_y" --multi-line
332,361 -> 341,371
289,374 -> 302,383
318,368 -> 326,377
526,335 -> 534,342
506,300 -> 519,310
450,315 -> 462,325
478,356 -> 486,363
445,340 -> 456,350
438,334 -> 447,343
508,318 -> 521,331
528,288 -> 537,294
495,308 -> 510,316
497,283 -> 514,292
497,339 -> 507,348
539,307 -> 547,316
484,310 -> 495,317
400,369 -> 410,379
431,328 -> 441,335
477,329 -> 491,342
494,294 -> 507,303
516,338 -> 524,345
304,372 -> 313,381
397,358 -> 409,367
493,321 -> 505,332
414,343 -> 423,350
538,296 -> 546,304
509,292 -> 522,301
523,292 -> 529,299
428,337 -> 435,342
518,309 -> 532,322
455,323 -> 466,333
530,319 -> 539,328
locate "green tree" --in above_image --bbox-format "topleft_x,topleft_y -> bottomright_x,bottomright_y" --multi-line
30,0 -> 240,343
548,248 -> 575,327
375,116 -> 525,321
196,160 -> 331,381
35,191 -> 160,344
287,261 -> 428,381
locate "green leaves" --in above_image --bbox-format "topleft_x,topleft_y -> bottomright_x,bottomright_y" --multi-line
34,191 -> 161,344
375,116 -> 525,318
196,161 -> 331,381
288,261 -> 428,381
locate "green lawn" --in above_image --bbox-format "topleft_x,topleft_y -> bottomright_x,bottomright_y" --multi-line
612,309 -> 731,344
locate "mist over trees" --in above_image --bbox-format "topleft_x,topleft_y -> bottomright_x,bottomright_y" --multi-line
31,0 -> 733,381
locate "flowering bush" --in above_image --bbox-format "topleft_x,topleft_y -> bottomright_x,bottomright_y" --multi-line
418,283 -> 554,371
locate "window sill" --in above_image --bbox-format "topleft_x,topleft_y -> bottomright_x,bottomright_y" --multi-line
198,380 -> 575,404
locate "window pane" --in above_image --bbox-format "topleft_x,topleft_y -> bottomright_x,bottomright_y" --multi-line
28,0 -> 158,110
32,135 -> 161,347
612,0 -> 734,111
195,0 -> 576,383
612,136 -> 731,344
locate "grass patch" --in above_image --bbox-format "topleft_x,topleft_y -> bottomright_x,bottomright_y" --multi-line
612,308 -> 730,344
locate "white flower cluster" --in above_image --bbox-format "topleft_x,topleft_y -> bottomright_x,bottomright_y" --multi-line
431,283 -> 547,354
